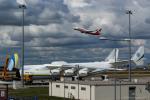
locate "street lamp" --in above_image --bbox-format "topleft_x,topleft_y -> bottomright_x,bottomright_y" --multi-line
126,10 -> 132,82
17,0 -> 27,87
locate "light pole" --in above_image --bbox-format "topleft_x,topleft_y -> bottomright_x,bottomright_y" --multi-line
18,4 -> 26,87
126,10 -> 132,82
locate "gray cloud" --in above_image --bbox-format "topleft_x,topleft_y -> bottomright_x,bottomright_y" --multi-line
0,0 -> 150,65
0,0 -> 80,26
145,18 -> 150,24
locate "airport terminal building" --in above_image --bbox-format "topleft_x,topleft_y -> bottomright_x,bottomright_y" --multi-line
49,78 -> 150,100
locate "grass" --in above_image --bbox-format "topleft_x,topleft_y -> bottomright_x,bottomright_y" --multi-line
8,87 -> 69,100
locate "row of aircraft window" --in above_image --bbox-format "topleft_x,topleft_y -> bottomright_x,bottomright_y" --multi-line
56,85 -> 86,91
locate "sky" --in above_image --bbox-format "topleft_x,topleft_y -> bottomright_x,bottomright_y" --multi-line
0,0 -> 150,65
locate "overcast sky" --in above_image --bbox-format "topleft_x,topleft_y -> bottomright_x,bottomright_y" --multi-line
0,0 -> 150,65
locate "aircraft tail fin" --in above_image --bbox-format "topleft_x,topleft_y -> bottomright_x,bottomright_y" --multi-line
7,53 -> 19,71
131,46 -> 144,66
105,48 -> 119,63
96,28 -> 102,32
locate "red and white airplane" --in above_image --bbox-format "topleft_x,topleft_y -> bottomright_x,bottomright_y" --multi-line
73,27 -> 102,35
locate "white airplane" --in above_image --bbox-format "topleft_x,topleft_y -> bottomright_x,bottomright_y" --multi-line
48,48 -> 119,76
21,49 -> 119,77
49,46 -> 144,77
22,46 -> 144,78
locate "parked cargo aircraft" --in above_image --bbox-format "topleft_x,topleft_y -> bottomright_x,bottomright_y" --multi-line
22,48 -> 119,76
50,46 -> 144,77
22,46 -> 144,78
73,27 -> 102,35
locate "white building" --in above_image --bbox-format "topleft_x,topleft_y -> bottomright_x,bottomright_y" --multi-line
49,78 -> 150,100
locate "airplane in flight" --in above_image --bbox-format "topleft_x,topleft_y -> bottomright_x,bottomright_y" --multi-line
22,46 -> 144,79
73,27 -> 102,35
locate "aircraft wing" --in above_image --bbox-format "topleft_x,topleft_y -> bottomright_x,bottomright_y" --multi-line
46,64 -> 88,70
62,63 -> 126,72
46,65 -> 62,69
91,68 -> 125,73
62,64 -> 92,69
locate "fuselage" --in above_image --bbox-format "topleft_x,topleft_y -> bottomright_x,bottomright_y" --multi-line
67,61 -> 112,69
20,64 -> 51,76
74,27 -> 101,35
21,61 -> 113,77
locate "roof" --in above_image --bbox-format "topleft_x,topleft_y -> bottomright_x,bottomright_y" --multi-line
51,77 -> 150,86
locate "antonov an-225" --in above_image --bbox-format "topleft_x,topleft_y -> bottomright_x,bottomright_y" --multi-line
22,46 -> 144,78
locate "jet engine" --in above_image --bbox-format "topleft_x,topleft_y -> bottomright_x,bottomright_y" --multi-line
50,68 -> 62,75
78,68 -> 89,77
64,68 -> 76,76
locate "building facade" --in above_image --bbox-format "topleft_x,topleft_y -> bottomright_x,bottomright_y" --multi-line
49,80 -> 150,100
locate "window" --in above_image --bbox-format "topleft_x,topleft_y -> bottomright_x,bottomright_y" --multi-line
64,86 -> 68,89
81,87 -> 86,91
129,87 -> 136,100
145,82 -> 150,92
71,86 -> 76,89
56,85 -> 60,88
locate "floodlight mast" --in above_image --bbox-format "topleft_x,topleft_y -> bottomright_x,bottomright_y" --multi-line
126,10 -> 132,82
19,4 -> 26,87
